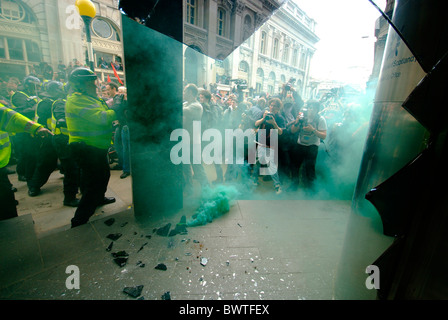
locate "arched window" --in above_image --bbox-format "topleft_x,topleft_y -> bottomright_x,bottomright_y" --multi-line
91,17 -> 121,41
217,8 -> 226,36
259,31 -> 267,55
273,38 -> 279,60
280,74 -> 286,84
292,48 -> 298,67
238,60 -> 249,72
0,0 -> 34,23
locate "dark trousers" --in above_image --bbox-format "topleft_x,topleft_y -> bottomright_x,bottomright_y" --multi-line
0,167 -> 17,221
290,144 -> 319,190
27,137 -> 58,190
53,134 -> 80,200
69,142 -> 110,228
14,133 -> 37,180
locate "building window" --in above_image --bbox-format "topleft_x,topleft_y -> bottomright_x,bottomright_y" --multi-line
292,48 -> 298,67
259,31 -> 266,55
282,44 -> 289,63
25,40 -> 40,62
0,37 -> 5,59
273,38 -> 279,60
91,18 -> 121,41
7,38 -> 23,60
238,60 -> 249,72
0,0 -> 25,22
300,51 -> 306,69
186,0 -> 196,25
217,8 -> 225,36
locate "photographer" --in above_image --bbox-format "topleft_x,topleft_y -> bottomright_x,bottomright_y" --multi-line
252,98 -> 286,194
289,100 -> 327,192
107,82 -> 130,179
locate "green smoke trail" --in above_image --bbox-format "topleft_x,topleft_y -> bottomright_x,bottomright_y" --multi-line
186,185 -> 239,227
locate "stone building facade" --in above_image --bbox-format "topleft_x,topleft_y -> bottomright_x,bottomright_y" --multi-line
183,0 -> 319,98
0,0 -> 125,83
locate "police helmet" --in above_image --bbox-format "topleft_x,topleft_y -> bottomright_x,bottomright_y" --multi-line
45,81 -> 65,98
23,75 -> 41,87
69,67 -> 97,84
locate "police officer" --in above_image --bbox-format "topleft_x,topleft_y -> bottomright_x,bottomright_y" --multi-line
27,81 -> 61,196
50,82 -> 81,207
10,76 -> 41,182
66,68 -> 117,228
0,103 -> 52,221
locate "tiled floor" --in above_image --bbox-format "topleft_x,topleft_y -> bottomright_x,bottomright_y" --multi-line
0,165 -> 351,300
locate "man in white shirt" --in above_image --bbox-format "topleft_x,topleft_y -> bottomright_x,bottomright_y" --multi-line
289,100 -> 327,191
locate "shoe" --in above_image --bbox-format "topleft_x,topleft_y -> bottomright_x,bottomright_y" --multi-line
249,179 -> 258,187
275,185 -> 282,195
11,186 -> 17,192
28,188 -> 40,197
64,199 -> 80,207
101,197 -> 116,205
120,172 -> 130,179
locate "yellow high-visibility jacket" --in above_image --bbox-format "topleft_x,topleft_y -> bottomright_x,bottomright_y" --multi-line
0,104 -> 43,168
65,92 -> 116,149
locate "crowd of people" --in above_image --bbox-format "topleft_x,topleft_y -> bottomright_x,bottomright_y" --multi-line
183,80 -> 328,196
0,67 -> 129,227
1,63 -> 368,227
182,80 -> 370,197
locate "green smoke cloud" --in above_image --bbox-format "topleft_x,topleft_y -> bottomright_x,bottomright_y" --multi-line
186,184 -> 239,227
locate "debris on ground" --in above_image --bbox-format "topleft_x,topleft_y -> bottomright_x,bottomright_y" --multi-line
161,291 -> 171,300
156,223 -> 171,237
112,251 -> 129,267
200,257 -> 208,266
104,218 -> 115,226
106,233 -> 122,241
113,257 -> 128,267
106,242 -> 113,252
155,263 -> 167,271
137,242 -> 148,253
123,285 -> 143,298
112,251 -> 129,258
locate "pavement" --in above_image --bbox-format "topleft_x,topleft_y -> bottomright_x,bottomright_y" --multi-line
0,163 -> 351,300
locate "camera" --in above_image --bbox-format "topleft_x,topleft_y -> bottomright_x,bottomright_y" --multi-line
298,108 -> 308,126
285,77 -> 296,91
265,112 -> 275,121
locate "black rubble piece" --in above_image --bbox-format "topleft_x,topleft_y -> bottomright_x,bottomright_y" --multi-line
155,263 -> 167,271
106,233 -> 122,241
114,257 -> 128,267
104,218 -> 115,226
123,285 -> 144,298
112,251 -> 129,258
137,242 -> 148,253
161,291 -> 171,300
106,242 -> 114,252
169,216 -> 188,236
156,223 -> 171,237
